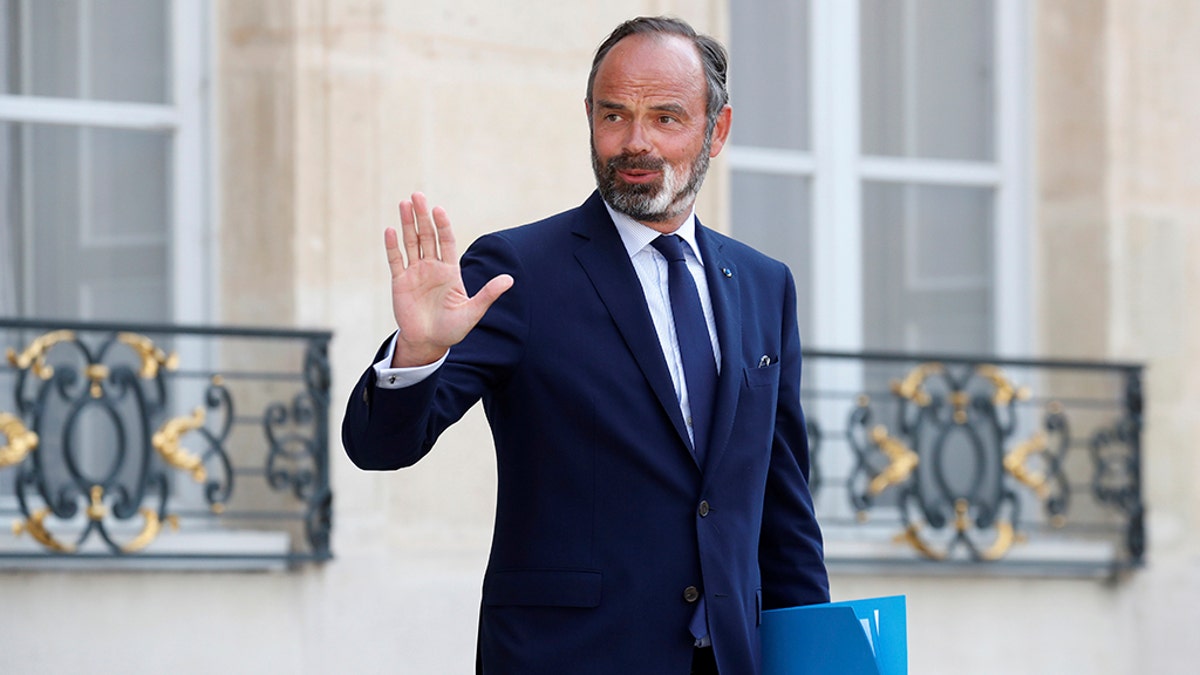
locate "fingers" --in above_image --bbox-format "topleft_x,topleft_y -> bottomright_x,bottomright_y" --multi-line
432,205 -> 457,262
411,193 -> 439,261
466,274 -> 515,321
398,199 -> 419,265
398,190 -> 463,269
395,192 -> 458,267
383,227 -> 404,275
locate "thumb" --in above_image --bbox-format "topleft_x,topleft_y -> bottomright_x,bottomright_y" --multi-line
465,274 -> 514,320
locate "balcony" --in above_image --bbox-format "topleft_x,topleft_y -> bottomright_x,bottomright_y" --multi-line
0,318 -> 332,569
804,349 -> 1144,578
0,317 -> 1143,579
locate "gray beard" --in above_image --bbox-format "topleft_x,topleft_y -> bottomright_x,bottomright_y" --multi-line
591,132 -> 713,224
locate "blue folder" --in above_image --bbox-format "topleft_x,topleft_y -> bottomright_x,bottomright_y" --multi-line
761,595 -> 907,675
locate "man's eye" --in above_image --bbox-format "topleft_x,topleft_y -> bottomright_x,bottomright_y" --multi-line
659,116 -> 675,124
605,114 -> 622,122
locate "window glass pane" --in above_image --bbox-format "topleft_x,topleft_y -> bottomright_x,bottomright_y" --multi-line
729,0 -> 810,151
862,182 -> 993,353
731,171 -> 813,342
2,122 -> 170,321
2,0 -> 169,104
860,0 -> 994,161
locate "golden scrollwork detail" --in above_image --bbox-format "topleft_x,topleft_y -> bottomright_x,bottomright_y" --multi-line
5,330 -> 76,380
152,407 -> 208,482
12,508 -> 76,553
87,485 -> 108,521
976,364 -> 1032,407
1003,432 -> 1050,498
894,524 -> 946,561
889,362 -> 943,406
117,332 -> 179,379
85,364 -> 110,398
868,425 -> 919,496
119,509 -> 178,554
896,500 -> 1021,561
16,487 -> 177,553
955,499 -> 1021,561
955,497 -> 1022,559
950,391 -> 971,424
0,412 -> 39,467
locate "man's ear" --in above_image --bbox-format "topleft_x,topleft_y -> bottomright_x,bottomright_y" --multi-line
708,104 -> 733,158
584,98 -> 593,122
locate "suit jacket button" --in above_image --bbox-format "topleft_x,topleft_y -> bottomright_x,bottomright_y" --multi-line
684,586 -> 700,603
698,501 -> 710,517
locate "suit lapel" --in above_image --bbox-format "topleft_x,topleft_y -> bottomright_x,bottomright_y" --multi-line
571,194 -> 695,456
696,224 -> 742,477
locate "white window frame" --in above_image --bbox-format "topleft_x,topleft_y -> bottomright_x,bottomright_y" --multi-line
0,0 -> 214,326
726,0 -> 1032,358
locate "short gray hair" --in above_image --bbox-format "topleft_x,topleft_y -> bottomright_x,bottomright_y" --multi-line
586,16 -> 730,134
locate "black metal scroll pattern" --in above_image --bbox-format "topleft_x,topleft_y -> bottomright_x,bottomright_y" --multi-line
264,339 -> 331,556
846,363 -> 1071,561
170,381 -> 236,513
1089,370 -> 1145,564
5,332 -> 233,554
805,417 -> 823,495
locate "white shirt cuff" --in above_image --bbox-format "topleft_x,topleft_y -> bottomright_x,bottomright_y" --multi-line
373,333 -> 447,388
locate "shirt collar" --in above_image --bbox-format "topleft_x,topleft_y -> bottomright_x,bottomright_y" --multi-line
603,200 -> 704,266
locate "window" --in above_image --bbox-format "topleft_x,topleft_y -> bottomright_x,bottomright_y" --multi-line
0,0 -> 211,323
0,1 -> 234,566
729,1 -> 1053,565
728,0 -> 1030,356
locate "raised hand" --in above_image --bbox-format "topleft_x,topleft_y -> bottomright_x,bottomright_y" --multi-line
385,193 -> 513,367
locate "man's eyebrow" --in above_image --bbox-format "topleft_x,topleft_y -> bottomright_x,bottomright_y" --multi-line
650,103 -> 686,115
594,100 -> 688,115
595,99 -> 628,111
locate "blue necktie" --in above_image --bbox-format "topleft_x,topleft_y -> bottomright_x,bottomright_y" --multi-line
651,234 -> 717,645
650,235 -> 717,465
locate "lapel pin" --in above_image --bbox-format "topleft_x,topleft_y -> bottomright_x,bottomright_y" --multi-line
721,267 -> 732,278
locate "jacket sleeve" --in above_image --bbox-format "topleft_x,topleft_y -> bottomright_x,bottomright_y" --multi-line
341,232 -> 529,470
758,266 -> 831,608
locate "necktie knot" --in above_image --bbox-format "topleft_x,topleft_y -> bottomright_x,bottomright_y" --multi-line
650,234 -> 688,263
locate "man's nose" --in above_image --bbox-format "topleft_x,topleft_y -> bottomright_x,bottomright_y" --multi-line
622,120 -> 653,155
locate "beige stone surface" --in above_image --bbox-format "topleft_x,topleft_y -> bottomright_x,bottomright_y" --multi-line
1036,0 -> 1110,360
1036,3 -> 1200,673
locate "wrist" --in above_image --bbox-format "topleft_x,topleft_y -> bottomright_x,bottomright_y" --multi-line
391,332 -> 449,368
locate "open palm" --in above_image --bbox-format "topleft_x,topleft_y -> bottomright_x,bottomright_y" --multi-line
386,193 -> 513,367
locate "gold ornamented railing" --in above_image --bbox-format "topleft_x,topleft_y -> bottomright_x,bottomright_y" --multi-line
802,350 -> 1144,577
0,319 -> 332,565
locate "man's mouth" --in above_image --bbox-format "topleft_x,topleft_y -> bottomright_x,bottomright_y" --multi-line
616,169 -> 661,184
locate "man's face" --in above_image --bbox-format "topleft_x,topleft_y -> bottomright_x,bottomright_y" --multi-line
588,34 -> 730,230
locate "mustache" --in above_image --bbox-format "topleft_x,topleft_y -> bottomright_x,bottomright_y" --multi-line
606,153 -> 665,172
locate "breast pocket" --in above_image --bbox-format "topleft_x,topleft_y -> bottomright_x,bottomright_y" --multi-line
743,361 -> 780,389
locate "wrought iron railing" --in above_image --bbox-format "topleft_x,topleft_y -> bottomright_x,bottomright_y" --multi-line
0,316 -> 1142,576
0,318 -> 332,567
802,349 -> 1144,578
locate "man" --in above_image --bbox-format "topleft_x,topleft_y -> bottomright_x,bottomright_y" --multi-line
343,16 -> 829,675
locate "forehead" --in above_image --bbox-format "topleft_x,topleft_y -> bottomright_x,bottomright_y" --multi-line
593,33 -> 706,108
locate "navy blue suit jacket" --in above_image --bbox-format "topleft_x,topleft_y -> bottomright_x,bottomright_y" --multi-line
343,191 -> 829,674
